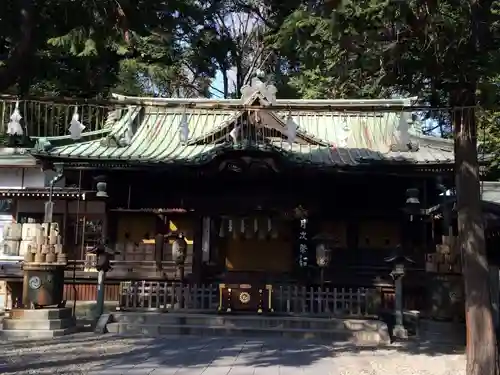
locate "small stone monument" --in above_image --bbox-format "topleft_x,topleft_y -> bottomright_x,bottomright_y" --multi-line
1,222 -> 76,338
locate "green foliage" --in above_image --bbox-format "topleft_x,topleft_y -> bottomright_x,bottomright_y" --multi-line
0,0 -> 221,98
272,0 -> 500,102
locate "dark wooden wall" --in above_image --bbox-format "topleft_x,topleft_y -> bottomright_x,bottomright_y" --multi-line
7,281 -> 121,304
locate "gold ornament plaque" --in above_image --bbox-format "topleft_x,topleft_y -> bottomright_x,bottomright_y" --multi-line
239,291 -> 251,304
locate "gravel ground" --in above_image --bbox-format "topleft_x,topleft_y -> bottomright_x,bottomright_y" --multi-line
0,333 -> 465,375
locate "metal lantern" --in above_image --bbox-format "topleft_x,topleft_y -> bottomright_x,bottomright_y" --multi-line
172,233 -> 187,266
316,243 -> 332,268
96,182 -> 108,198
95,175 -> 108,198
384,246 -> 415,279
405,188 -> 421,221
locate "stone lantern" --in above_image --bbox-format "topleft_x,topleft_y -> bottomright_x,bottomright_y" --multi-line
384,246 -> 415,339
384,187 -> 422,339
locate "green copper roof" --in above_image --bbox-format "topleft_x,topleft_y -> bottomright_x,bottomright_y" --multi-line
30,95 -> 456,167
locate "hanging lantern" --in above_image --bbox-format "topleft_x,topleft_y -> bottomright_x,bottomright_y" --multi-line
96,181 -> 108,198
286,115 -> 296,145
179,112 -> 189,143
68,107 -> 85,140
7,101 -> 23,136
172,233 -> 187,266
316,243 -> 332,268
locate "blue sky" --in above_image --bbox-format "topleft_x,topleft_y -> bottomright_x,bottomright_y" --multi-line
210,71 -> 225,98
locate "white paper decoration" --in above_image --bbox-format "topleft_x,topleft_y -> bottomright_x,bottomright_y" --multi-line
286,115 -> 296,145
7,101 -> 23,136
339,116 -> 351,147
179,112 -> 189,143
68,107 -> 86,140
229,126 -> 239,143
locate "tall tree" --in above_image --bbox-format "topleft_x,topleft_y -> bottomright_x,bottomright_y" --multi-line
273,1 -> 500,373
0,0 -> 219,98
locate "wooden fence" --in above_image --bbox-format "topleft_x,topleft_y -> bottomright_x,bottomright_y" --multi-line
272,285 -> 379,316
119,281 -> 379,317
119,281 -> 219,312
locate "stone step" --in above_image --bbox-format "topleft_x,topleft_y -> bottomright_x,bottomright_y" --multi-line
418,320 -> 466,345
106,322 -> 389,345
0,326 -> 77,339
6,308 -> 72,321
112,312 -> 383,331
3,317 -> 75,330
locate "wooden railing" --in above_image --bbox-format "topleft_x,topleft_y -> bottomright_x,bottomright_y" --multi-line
272,285 -> 379,316
118,281 -> 379,317
0,96 -> 117,138
119,281 -> 219,311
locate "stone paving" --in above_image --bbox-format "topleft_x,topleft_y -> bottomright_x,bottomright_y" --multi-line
0,333 -> 465,375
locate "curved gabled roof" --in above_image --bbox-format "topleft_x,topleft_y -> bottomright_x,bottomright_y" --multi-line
30,93 -> 457,167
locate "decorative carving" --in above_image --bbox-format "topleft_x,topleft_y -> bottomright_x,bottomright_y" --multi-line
240,76 -> 277,104
217,156 -> 281,174
34,138 -> 53,152
239,291 -> 251,304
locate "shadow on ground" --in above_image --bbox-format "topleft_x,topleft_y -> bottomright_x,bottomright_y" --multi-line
0,332 -> 465,374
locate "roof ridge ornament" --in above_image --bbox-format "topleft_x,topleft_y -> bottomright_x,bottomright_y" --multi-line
7,101 -> 23,136
240,74 -> 277,105
68,106 -> 85,140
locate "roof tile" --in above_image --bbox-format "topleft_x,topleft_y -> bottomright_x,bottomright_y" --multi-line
31,103 -> 456,167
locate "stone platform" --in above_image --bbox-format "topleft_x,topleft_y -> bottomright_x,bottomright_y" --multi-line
0,307 -> 76,338
108,312 -> 390,345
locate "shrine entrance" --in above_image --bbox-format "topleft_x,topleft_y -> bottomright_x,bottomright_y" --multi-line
221,216 -> 293,274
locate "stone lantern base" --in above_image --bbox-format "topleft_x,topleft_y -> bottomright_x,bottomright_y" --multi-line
392,324 -> 409,339
1,307 -> 76,338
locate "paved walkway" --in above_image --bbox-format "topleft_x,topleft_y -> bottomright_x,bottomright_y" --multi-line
0,333 -> 465,375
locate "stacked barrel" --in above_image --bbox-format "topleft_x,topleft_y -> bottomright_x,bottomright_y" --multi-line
19,223 -> 67,265
1,222 -> 67,264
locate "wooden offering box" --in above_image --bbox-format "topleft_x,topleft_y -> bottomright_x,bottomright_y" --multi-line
218,283 -> 273,313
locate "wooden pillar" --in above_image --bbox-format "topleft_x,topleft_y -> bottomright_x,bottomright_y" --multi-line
192,216 -> 203,284
154,233 -> 164,273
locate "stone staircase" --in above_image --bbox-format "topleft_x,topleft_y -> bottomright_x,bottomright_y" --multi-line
107,312 -> 390,345
1,308 -> 77,338
417,319 -> 466,347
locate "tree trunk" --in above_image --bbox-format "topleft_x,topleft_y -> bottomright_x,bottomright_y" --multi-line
453,94 -> 498,375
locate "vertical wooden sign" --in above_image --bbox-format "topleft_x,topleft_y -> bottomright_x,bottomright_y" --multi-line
295,218 -> 313,274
